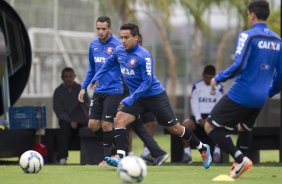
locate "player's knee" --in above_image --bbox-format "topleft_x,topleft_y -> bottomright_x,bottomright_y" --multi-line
88,120 -> 101,132
102,121 -> 113,131
166,123 -> 184,137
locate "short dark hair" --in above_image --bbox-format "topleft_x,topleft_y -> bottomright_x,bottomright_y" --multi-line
248,0 -> 270,21
203,65 -> 216,75
120,23 -> 139,37
61,67 -> 75,79
96,16 -> 111,27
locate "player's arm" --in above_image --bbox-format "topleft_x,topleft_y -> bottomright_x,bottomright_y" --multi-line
269,53 -> 282,97
215,32 -> 252,84
122,56 -> 153,106
79,44 -> 96,102
190,84 -> 201,124
90,50 -> 118,87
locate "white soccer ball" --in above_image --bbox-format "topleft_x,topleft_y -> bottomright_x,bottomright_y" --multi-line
117,156 -> 147,183
19,150 -> 44,173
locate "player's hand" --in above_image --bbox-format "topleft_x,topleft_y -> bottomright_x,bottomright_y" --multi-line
78,89 -> 85,102
90,81 -> 98,90
211,78 -> 217,91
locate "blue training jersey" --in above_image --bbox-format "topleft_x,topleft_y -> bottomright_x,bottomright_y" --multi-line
81,34 -> 123,94
91,44 -> 165,106
215,23 -> 282,108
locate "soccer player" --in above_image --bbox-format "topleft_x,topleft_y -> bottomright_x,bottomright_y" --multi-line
204,1 -> 282,179
78,16 -> 168,166
182,65 -> 223,163
78,16 -> 124,166
90,23 -> 212,168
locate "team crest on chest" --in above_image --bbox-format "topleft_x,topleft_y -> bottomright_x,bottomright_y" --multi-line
129,57 -> 137,67
106,46 -> 114,54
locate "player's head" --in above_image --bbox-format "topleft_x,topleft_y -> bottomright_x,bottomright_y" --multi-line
96,16 -> 112,43
120,23 -> 139,51
247,0 -> 270,23
61,67 -> 76,88
202,65 -> 216,85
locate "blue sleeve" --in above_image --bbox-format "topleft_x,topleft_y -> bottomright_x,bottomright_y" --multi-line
122,56 -> 153,106
215,32 -> 251,83
90,51 -> 118,84
269,53 -> 282,97
82,43 -> 95,89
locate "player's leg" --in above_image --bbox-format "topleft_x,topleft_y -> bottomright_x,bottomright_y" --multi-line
104,111 -> 136,167
141,112 -> 157,158
204,95 -> 257,178
146,92 -> 212,169
131,119 -> 168,166
100,94 -> 124,166
181,118 -> 196,163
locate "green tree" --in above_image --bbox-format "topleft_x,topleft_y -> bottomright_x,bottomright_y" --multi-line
139,0 -> 179,106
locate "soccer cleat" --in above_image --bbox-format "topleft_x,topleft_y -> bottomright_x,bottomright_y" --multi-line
98,160 -> 109,166
230,156 -> 253,179
200,144 -> 212,169
104,156 -> 121,167
152,153 -> 169,166
141,154 -> 155,165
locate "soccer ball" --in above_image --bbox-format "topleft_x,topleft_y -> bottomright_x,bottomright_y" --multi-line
117,156 -> 147,183
19,150 -> 44,173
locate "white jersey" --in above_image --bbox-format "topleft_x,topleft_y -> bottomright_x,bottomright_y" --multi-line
190,80 -> 224,122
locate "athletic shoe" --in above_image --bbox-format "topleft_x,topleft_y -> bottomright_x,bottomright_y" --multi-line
141,154 -> 155,165
230,156 -> 253,179
201,144 -> 212,169
182,153 -> 192,163
213,152 -> 221,163
152,153 -> 169,166
59,158 -> 67,165
104,156 -> 121,167
98,160 -> 109,166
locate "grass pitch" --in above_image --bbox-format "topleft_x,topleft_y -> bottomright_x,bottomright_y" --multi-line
0,134 -> 281,184
0,163 -> 281,184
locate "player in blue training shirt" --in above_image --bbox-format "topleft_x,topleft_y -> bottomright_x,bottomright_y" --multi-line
78,16 -> 124,166
204,1 -> 282,179
78,16 -> 169,166
90,23 -> 212,169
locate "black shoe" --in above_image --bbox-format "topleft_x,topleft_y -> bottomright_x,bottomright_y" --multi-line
141,154 -> 154,165
152,153 -> 169,166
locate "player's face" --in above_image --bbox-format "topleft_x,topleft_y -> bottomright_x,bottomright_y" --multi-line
96,21 -> 111,43
62,71 -> 75,88
120,30 -> 138,51
203,73 -> 214,85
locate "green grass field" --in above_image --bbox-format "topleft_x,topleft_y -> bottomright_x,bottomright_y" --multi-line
0,134 -> 281,184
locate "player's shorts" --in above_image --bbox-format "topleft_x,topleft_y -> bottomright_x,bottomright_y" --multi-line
119,91 -> 177,127
89,93 -> 123,122
207,95 -> 261,131
141,112 -> 156,124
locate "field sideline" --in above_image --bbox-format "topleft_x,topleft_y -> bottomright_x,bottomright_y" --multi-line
0,134 -> 281,184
